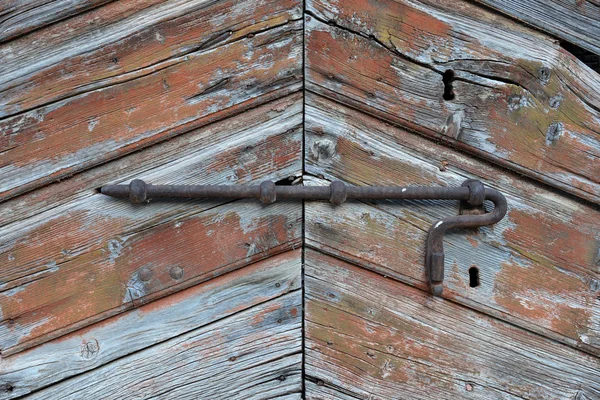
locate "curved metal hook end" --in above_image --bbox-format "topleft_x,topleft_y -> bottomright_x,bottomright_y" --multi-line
426,180 -> 507,296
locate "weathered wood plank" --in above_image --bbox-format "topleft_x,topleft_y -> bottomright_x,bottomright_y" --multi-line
305,0 -> 600,203
25,291 -> 301,399
0,94 -> 303,356
472,0 -> 600,56
0,250 -> 300,399
305,381 -> 358,400
0,0 -> 302,117
305,93 -> 600,356
305,249 -> 600,400
0,0 -> 114,43
0,92 -> 302,228
0,14 -> 302,201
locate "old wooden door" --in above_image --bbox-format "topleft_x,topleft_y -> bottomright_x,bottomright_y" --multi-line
1,0 -> 599,399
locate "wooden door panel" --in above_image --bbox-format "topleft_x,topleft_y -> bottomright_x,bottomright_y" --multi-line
305,0 -> 600,204
1,251 -> 301,399
305,249 -> 600,400
0,94 -> 302,356
0,0 -> 302,201
305,93 -> 600,356
1,0 -> 599,397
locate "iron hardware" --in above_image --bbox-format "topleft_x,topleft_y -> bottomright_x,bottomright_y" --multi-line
101,178 -> 507,296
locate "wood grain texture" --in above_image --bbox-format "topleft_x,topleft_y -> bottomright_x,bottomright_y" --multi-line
0,250 -> 301,399
27,291 -> 301,399
305,249 -> 600,400
0,0 -> 302,116
0,0 -> 114,43
0,1 -> 302,201
0,94 -> 303,356
305,93 -> 600,356
305,0 -> 600,204
472,0 -> 600,56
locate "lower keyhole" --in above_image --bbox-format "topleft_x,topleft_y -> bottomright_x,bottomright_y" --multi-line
469,266 -> 480,288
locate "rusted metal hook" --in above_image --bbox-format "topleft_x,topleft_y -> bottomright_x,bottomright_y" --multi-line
426,180 -> 507,296
100,178 -> 507,296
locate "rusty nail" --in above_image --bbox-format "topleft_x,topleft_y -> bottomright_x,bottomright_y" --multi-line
138,267 -> 152,282
170,266 -> 184,280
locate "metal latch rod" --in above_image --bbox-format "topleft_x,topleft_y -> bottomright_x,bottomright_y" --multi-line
101,179 -> 507,296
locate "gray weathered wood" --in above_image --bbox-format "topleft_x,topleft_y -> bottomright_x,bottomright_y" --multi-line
305,249 -> 600,400
0,0 -> 302,201
0,94 -> 302,356
0,0 -> 302,117
24,291 -> 302,399
0,0 -> 114,43
304,93 -> 600,356
306,0 -> 600,204
0,251 -> 300,399
473,0 -> 600,56
305,381 -> 358,399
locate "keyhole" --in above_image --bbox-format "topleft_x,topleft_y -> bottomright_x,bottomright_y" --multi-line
469,267 -> 480,288
442,70 -> 455,101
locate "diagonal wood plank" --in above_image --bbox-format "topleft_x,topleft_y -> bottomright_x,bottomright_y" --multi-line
0,94 -> 302,356
305,0 -> 600,204
0,0 -> 302,117
471,0 -> 600,56
0,250 -> 301,399
26,290 -> 301,399
0,0 -> 114,43
305,249 -> 600,400
305,93 -> 600,356
0,1 -> 302,201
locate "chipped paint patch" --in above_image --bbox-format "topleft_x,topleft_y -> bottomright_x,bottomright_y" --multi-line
107,239 -> 123,262
87,117 -> 98,132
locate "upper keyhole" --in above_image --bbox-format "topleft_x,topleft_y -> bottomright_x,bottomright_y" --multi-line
442,70 -> 455,101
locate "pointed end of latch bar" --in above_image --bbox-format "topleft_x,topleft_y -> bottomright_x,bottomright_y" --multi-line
98,180 -> 147,204
99,184 -> 129,199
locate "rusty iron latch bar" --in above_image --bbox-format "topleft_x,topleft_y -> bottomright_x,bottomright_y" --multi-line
100,178 -> 507,296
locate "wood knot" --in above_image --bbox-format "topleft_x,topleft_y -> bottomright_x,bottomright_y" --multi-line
310,139 -> 336,162
538,66 -> 551,84
80,339 -> 100,360
1,383 -> 14,393
546,122 -> 563,145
